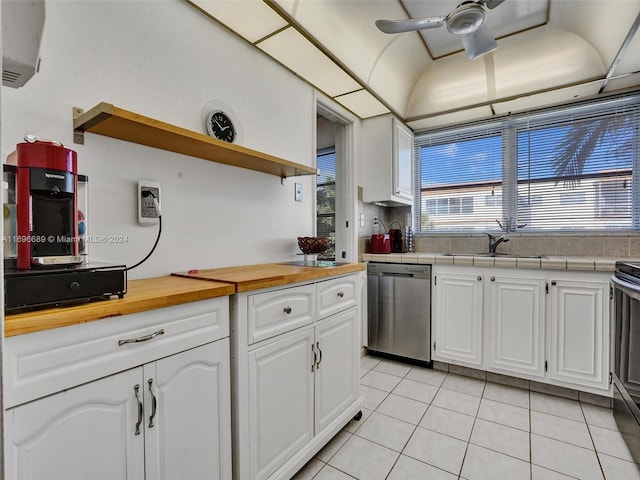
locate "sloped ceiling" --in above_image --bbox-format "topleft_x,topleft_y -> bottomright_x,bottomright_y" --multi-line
187,0 -> 640,129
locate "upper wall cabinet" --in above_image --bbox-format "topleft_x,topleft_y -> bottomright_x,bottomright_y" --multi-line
360,114 -> 413,206
73,102 -> 317,179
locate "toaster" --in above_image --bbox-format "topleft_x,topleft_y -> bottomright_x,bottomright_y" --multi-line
370,233 -> 391,254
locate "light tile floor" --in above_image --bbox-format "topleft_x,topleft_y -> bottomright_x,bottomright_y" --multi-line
292,355 -> 640,480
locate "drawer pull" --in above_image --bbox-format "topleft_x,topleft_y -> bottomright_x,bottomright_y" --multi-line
337,291 -> 344,298
283,306 -> 292,315
148,379 -> 157,428
134,384 -> 143,436
118,329 -> 165,347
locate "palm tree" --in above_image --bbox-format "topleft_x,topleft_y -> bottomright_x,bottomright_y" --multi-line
551,114 -> 635,188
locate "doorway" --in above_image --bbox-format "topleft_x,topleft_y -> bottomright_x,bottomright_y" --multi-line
315,95 -> 357,264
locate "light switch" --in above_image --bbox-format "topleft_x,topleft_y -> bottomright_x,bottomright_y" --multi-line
295,183 -> 303,202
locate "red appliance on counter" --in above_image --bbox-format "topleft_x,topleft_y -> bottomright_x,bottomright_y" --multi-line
16,139 -> 81,270
370,233 -> 391,254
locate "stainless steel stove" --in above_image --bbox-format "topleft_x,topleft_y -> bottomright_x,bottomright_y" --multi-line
611,261 -> 640,463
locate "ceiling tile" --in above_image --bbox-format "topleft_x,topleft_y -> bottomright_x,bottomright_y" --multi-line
289,0 -> 411,82
257,27 -> 361,97
407,52 -> 490,117
189,0 -> 286,43
548,0 -> 640,68
334,90 -> 390,119
367,33 -> 431,118
492,27 -> 605,99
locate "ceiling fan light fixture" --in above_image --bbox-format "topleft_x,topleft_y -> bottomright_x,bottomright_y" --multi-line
446,4 -> 486,35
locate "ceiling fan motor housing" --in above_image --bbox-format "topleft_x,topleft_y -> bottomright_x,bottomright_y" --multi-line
447,2 -> 486,35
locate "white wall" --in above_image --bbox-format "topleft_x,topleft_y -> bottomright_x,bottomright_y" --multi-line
2,0 -> 317,279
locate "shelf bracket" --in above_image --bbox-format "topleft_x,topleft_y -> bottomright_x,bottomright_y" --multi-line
72,106 -> 85,145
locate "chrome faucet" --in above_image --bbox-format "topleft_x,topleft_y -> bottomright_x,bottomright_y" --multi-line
484,232 -> 510,254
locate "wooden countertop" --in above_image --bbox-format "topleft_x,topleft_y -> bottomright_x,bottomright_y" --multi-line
5,275 -> 235,337
172,262 -> 366,292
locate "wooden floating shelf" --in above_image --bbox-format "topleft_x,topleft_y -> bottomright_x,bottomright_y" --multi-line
73,102 -> 317,178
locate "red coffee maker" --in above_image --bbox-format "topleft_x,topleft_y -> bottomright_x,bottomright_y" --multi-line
16,139 -> 82,269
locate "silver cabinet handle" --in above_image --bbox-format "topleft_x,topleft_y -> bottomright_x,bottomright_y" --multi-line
134,384 -> 143,436
148,379 -> 157,428
337,291 -> 344,298
118,329 -> 165,347
311,344 -> 317,372
316,341 -> 322,370
283,306 -> 292,315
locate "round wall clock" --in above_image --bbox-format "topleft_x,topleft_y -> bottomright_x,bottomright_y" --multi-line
201,100 -> 243,144
205,110 -> 235,143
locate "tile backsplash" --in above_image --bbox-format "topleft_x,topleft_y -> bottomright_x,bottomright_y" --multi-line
411,233 -> 640,258
357,202 -> 640,260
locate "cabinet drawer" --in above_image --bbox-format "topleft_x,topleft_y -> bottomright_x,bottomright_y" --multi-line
248,284 -> 315,344
5,297 -> 229,408
317,276 -> 357,319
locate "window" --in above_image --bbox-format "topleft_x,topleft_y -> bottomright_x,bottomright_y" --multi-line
414,93 -> 640,233
316,148 -> 336,260
417,129 -> 503,231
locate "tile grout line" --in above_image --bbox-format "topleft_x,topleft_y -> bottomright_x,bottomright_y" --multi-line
580,400 -> 608,480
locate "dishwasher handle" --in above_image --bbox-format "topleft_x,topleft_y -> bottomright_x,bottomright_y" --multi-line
377,272 -> 414,278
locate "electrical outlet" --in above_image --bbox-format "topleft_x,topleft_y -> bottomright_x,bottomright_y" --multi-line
294,182 -> 303,202
138,181 -> 161,225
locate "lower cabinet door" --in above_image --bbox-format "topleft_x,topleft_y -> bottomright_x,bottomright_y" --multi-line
434,273 -> 483,365
145,340 -> 232,480
314,308 -> 358,433
487,276 -> 545,378
548,279 -> 609,390
248,328 -> 315,480
6,368 -> 145,480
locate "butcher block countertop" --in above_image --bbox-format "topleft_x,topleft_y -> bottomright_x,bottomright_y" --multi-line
4,275 -> 235,337
172,262 -> 366,292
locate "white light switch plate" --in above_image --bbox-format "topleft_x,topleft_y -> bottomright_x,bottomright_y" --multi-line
295,183 -> 303,202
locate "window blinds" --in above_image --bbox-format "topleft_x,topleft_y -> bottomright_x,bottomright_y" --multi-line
413,92 -> 640,233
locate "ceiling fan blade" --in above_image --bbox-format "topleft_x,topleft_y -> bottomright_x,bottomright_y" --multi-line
375,16 -> 445,34
461,23 -> 498,59
478,0 -> 507,9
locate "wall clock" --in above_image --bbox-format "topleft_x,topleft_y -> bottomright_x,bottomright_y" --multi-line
201,100 -> 243,144
206,110 -> 235,143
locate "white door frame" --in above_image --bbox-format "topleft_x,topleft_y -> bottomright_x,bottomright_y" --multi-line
314,92 -> 358,264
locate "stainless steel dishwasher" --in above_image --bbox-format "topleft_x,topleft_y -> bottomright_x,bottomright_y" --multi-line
367,262 -> 431,363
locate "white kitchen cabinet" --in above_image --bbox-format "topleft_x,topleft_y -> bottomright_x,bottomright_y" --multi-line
360,114 -> 414,206
433,272 -> 483,366
145,341 -> 232,480
247,328 -> 315,480
314,308 -> 359,433
5,298 -> 232,480
487,275 -> 546,378
6,368 -> 144,480
232,273 -> 364,480
548,279 -> 609,391
432,266 -> 610,394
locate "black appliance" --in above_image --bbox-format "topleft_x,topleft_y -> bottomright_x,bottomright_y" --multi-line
5,262 -> 126,313
16,139 -> 82,269
611,261 -> 640,463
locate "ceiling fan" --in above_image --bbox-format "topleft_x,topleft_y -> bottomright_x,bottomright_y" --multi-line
376,0 -> 507,59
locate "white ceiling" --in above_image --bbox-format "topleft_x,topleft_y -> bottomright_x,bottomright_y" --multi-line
187,0 -> 640,129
